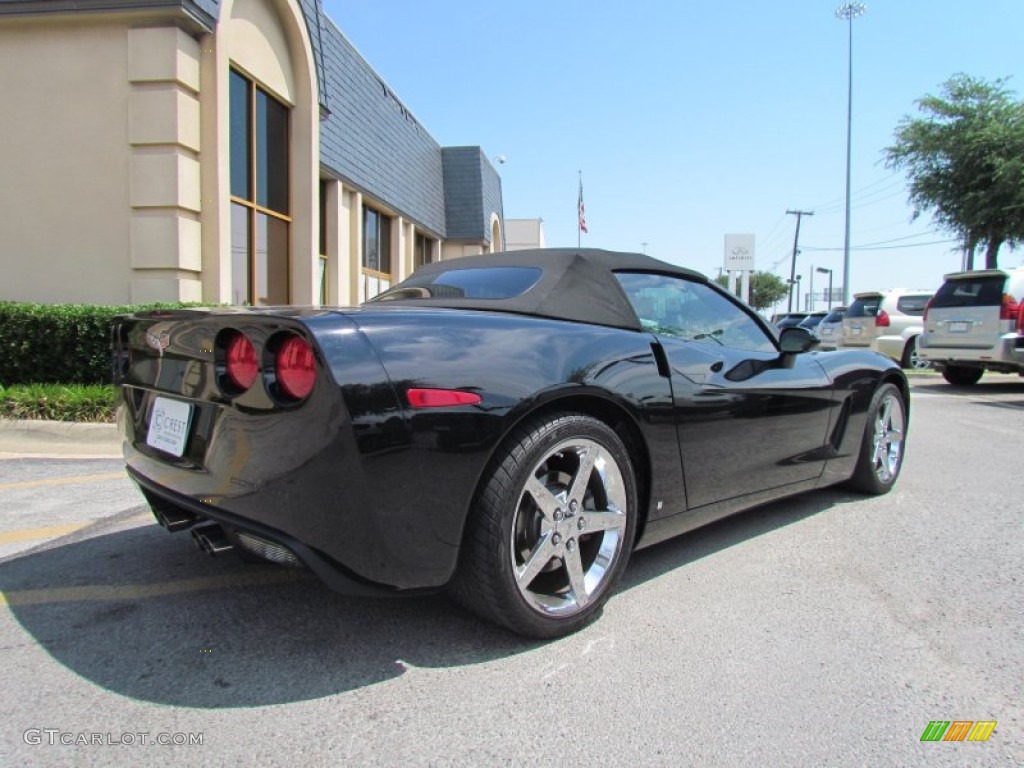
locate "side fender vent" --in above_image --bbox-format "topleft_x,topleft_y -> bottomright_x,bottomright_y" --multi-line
650,341 -> 670,379
830,396 -> 853,452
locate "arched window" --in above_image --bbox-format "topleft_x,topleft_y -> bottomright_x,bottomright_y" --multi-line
229,69 -> 291,305
491,217 -> 502,253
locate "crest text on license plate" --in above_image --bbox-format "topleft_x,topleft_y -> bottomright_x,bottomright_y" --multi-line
147,397 -> 193,457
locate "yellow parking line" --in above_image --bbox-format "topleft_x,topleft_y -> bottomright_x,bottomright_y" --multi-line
0,472 -> 125,491
0,522 -> 90,545
0,569 -> 311,608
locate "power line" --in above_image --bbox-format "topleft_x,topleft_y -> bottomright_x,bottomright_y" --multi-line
854,219 -> 935,237
812,177 -> 906,215
815,189 -> 908,217
807,171 -> 903,214
839,231 -> 945,248
802,238 -> 959,252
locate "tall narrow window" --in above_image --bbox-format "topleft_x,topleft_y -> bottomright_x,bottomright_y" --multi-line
318,180 -> 328,305
229,69 -> 290,305
362,205 -> 392,299
414,232 -> 435,269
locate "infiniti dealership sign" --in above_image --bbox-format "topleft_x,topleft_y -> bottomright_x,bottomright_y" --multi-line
724,234 -> 755,271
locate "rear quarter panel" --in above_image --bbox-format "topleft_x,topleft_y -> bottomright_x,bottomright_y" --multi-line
331,307 -> 681,549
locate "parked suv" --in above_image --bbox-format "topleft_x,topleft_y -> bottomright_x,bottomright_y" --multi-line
815,306 -> 847,350
918,267 -> 1024,385
772,312 -> 808,329
797,311 -> 829,334
840,289 -> 934,368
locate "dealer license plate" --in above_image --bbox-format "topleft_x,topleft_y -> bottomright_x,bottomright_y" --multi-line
947,321 -> 969,333
146,397 -> 194,457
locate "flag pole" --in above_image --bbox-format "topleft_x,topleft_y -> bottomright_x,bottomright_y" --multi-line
577,170 -> 588,248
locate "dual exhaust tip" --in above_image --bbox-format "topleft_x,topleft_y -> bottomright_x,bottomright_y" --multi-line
150,504 -> 234,557
190,523 -> 234,556
151,501 -> 299,565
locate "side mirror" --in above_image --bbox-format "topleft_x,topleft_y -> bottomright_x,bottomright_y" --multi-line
779,326 -> 820,354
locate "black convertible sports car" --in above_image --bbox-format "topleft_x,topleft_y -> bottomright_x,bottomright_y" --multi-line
114,248 -> 908,638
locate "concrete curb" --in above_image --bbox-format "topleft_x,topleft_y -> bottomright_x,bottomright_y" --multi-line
0,419 -> 121,458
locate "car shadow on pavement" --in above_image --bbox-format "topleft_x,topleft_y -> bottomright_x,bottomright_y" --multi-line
0,488 -> 854,709
911,378 -> 1024,397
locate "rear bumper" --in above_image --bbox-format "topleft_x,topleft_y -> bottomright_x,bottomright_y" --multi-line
919,334 -> 1024,371
839,340 -> 872,352
815,331 -> 839,351
119,384 -> 462,592
128,467 -> 422,597
870,335 -> 907,363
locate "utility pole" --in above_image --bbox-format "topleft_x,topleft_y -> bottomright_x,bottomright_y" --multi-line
786,210 -> 813,312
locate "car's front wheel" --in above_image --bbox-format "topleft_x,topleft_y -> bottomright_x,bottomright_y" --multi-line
941,364 -> 984,386
845,383 -> 907,495
450,412 -> 637,638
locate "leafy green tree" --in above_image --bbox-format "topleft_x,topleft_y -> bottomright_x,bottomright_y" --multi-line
885,74 -> 1024,269
715,271 -> 789,312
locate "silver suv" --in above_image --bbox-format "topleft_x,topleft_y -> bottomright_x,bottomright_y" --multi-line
918,268 -> 1024,385
815,306 -> 846,350
840,289 -> 934,368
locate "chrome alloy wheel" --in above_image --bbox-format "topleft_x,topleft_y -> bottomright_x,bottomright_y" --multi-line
871,391 -> 905,484
511,437 -> 628,617
908,340 -> 932,370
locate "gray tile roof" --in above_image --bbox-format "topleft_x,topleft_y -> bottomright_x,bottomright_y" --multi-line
442,148 -> 504,243
318,15 -> 448,237
0,0 -> 217,28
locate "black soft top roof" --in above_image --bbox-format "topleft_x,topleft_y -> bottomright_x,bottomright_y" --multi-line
366,248 -> 708,330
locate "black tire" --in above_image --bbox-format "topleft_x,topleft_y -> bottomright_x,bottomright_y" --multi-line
449,412 -> 637,639
844,383 -> 907,495
901,336 -> 930,370
941,365 -> 983,386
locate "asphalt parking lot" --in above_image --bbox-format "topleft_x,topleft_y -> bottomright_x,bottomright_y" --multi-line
0,373 -> 1021,767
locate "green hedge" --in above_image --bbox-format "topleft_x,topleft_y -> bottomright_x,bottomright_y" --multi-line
0,383 -> 115,422
0,301 -> 200,386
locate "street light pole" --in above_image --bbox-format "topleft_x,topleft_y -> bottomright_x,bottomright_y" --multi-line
836,2 -> 866,306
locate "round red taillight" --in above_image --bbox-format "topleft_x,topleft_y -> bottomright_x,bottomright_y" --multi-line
275,335 -> 316,401
226,332 -> 258,391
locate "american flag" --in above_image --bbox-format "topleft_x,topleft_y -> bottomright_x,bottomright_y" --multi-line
578,179 -> 588,234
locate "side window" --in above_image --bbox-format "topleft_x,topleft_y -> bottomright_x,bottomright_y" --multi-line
895,294 -> 931,315
615,272 -> 775,353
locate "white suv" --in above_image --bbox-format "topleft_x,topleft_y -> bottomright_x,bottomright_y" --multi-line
840,289 -> 934,368
918,267 -> 1024,385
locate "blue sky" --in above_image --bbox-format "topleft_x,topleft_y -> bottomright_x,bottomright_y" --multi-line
322,0 -> 1023,308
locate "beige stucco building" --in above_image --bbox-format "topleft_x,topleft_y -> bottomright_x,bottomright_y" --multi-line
505,219 -> 547,252
0,0 -> 504,307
